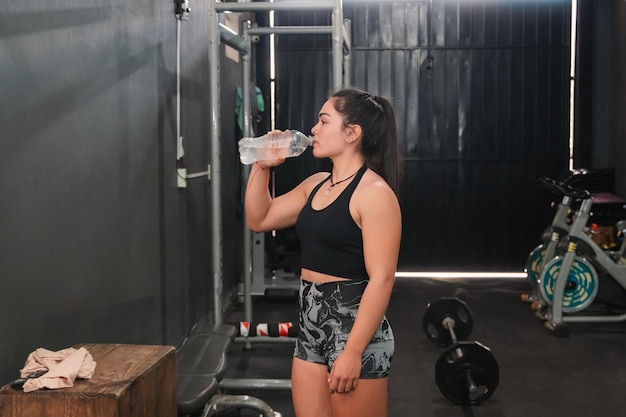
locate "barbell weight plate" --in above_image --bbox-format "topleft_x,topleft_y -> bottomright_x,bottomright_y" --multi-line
435,341 -> 499,405
422,297 -> 473,347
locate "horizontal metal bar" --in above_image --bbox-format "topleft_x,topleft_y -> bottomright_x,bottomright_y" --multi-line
220,378 -> 292,391
402,157 -> 566,162
352,45 -> 569,52
563,313 -> 626,323
396,272 -> 526,279
216,1 -> 336,13
186,170 -> 210,179
248,26 -> 332,36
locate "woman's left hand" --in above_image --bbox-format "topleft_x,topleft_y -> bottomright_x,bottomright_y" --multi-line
328,349 -> 362,394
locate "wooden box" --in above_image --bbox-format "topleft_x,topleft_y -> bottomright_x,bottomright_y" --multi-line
0,344 -> 176,417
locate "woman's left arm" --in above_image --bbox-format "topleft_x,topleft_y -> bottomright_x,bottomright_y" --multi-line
327,179 -> 401,394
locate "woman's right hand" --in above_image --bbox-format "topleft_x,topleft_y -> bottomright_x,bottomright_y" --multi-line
254,129 -> 289,168
255,157 -> 285,170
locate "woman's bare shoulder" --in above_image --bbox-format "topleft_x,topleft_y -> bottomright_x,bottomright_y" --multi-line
353,170 -> 400,214
358,170 -> 395,197
350,169 -> 401,230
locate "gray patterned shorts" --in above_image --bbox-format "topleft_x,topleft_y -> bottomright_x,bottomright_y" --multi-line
293,279 -> 394,379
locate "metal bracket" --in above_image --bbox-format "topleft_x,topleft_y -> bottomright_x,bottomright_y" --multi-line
177,165 -> 211,189
175,0 -> 191,20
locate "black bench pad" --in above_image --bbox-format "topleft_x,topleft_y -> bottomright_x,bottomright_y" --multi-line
177,333 -> 233,380
177,374 -> 219,416
176,324 -> 238,416
190,323 -> 238,338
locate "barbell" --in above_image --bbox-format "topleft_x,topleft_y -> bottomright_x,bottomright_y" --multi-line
422,297 -> 499,405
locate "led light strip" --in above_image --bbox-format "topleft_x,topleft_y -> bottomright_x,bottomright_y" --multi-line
395,272 -> 527,279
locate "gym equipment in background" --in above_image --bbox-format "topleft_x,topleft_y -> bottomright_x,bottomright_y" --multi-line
422,297 -> 499,405
535,182 -> 626,336
523,176 -> 578,307
234,322 -> 298,338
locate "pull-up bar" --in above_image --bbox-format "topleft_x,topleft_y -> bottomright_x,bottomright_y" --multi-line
249,26 -> 333,35
215,1 -> 337,13
214,0 -> 344,90
220,25 -> 350,53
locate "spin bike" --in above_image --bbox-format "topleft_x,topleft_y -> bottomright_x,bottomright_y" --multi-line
536,183 -> 626,336
522,177 -> 578,306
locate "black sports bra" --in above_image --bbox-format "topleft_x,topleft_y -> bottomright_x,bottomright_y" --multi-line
295,165 -> 368,280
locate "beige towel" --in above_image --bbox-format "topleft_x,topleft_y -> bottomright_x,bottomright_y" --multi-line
20,347 -> 96,392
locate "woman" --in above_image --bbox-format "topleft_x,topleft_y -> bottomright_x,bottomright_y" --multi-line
244,87 -> 402,417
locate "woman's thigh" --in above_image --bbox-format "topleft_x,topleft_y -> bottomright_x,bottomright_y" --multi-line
331,378 -> 389,417
291,357 -> 332,417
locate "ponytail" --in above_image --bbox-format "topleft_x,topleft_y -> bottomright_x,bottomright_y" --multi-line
331,88 -> 403,196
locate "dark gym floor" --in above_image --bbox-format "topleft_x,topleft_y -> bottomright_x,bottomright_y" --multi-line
222,277 -> 626,417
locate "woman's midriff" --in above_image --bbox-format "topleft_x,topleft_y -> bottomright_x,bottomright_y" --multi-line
300,268 -> 350,283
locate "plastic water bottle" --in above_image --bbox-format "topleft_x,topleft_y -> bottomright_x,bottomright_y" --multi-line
238,130 -> 312,165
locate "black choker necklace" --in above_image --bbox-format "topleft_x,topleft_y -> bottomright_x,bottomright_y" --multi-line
324,169 -> 359,196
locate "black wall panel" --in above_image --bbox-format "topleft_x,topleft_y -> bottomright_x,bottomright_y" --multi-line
0,1 -> 245,384
263,0 -> 572,271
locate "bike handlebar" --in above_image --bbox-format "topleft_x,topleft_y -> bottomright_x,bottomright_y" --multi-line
531,176 -> 592,200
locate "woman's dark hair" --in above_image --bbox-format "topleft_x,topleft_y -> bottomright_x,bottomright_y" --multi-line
331,88 -> 403,196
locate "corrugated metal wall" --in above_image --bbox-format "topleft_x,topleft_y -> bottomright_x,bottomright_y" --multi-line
258,0 -> 572,271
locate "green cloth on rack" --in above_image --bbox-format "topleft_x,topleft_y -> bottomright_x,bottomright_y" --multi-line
235,86 -> 265,131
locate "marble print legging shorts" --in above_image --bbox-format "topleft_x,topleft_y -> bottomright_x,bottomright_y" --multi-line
293,279 -> 394,378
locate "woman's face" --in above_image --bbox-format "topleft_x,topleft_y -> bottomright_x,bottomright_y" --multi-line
310,98 -> 349,159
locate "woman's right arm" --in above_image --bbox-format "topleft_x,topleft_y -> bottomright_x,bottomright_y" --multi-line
244,161 -> 322,232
